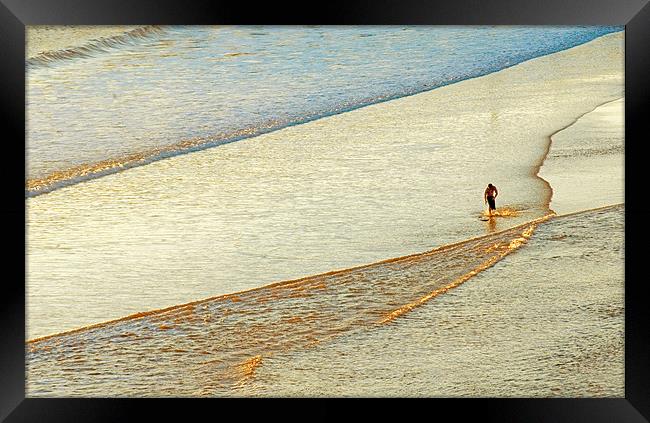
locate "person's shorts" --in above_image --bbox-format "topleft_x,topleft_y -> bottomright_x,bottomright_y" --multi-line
487,196 -> 496,210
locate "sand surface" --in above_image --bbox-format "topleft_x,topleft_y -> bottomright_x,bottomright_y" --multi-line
26,32 -> 624,397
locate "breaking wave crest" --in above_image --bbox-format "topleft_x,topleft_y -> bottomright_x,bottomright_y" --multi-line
27,26 -> 166,68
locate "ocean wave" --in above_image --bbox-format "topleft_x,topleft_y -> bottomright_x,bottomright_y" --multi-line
26,26 -> 166,68
26,28 -> 622,196
26,118 -> 297,198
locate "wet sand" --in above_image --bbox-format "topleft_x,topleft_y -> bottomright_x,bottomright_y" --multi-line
26,32 -> 624,397
234,205 -> 624,397
26,32 -> 624,339
540,98 -> 624,215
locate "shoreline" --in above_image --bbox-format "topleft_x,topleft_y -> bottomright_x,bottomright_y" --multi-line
26,30 -> 624,198
26,31 -> 624,340
535,96 -> 624,214
539,97 -> 624,215
25,28 -> 625,396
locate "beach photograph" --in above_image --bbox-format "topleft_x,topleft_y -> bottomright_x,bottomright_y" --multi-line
25,25 -> 624,397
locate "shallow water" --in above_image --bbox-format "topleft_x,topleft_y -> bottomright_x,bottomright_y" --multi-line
26,205 -> 623,397
25,28 -> 625,398
26,215 -> 548,396
540,98 -> 624,215
26,33 -> 623,339
235,205 -> 624,397
26,26 -> 619,192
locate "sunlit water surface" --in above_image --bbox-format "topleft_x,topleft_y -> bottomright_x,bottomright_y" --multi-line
25,28 -> 624,397
26,205 -> 623,397
237,205 -> 624,397
27,26 -> 619,191
27,32 -> 623,339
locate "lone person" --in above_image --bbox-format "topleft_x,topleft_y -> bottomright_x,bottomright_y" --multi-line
484,183 -> 498,216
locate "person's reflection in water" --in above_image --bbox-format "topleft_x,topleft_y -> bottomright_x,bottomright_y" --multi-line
485,215 -> 497,233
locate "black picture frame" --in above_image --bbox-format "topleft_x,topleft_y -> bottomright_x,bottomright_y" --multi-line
2,0 -> 648,421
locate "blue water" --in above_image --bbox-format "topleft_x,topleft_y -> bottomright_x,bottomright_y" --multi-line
26,26 -> 621,189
